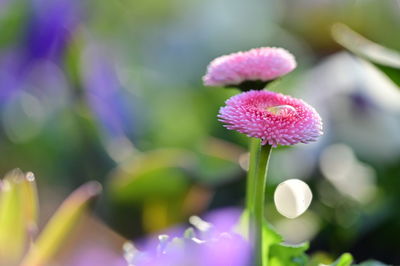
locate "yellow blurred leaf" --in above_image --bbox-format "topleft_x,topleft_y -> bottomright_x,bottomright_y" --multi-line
0,169 -> 28,265
21,172 -> 39,239
21,181 -> 102,266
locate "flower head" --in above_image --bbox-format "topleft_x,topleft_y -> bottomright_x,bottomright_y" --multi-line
203,47 -> 296,91
218,90 -> 323,147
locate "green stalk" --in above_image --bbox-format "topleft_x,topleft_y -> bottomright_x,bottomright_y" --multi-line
253,144 -> 272,266
245,138 -> 261,213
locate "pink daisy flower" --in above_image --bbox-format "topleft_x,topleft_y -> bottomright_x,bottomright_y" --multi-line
203,47 -> 296,91
218,90 -> 323,147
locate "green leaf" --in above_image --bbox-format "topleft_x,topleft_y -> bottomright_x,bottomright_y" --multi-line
233,210 -> 251,239
332,23 -> 400,87
233,212 -> 282,261
263,221 -> 284,262
234,212 -> 309,266
111,149 -> 196,232
194,151 -> 241,185
330,253 -> 353,266
307,252 -> 334,266
374,65 -> 400,87
110,149 -> 191,202
0,0 -> 28,48
20,181 -> 102,266
269,242 -> 309,266
356,260 -> 390,266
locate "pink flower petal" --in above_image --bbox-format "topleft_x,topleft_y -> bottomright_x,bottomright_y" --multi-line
203,47 -> 296,88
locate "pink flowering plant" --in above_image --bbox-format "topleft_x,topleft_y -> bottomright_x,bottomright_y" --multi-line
122,46 -> 382,266
204,47 -> 327,266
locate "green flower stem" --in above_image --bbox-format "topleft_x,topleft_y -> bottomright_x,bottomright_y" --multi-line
253,144 -> 272,266
246,138 -> 261,214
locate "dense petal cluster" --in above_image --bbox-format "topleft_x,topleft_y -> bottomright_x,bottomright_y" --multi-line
203,47 -> 296,89
218,90 -> 323,147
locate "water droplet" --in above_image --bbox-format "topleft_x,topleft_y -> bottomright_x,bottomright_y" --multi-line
26,172 -> 35,182
266,105 -> 297,116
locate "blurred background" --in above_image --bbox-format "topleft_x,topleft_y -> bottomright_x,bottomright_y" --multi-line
0,0 -> 400,264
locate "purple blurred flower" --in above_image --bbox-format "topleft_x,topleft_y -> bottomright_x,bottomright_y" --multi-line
0,52 -> 25,102
70,245 -> 128,266
0,50 -> 69,102
25,0 -> 81,62
0,0 -> 81,103
0,0 -> 10,11
82,46 -> 134,141
126,208 -> 251,266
